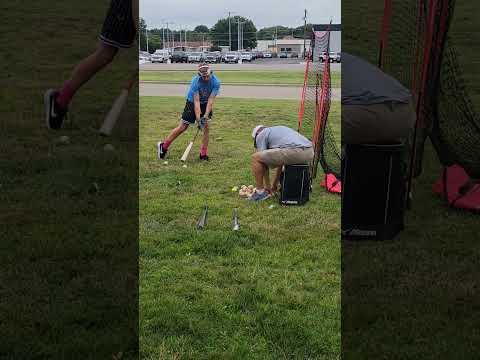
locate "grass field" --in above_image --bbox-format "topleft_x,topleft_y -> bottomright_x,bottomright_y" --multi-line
139,96 -> 341,359
342,1 -> 480,359
140,70 -> 342,88
1,1 -> 138,358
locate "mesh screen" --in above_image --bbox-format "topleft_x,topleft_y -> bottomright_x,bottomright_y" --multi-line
298,29 -> 341,179
379,0 -> 480,179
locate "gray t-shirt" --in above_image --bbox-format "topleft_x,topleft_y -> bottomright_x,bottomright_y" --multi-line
342,52 -> 412,105
256,126 -> 312,151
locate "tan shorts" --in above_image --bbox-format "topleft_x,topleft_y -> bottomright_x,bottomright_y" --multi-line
257,147 -> 314,167
342,101 -> 416,144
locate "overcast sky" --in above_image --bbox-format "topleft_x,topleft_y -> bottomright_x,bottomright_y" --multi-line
140,0 -> 340,30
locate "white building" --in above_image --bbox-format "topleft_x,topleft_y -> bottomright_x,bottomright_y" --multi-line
255,37 -> 311,56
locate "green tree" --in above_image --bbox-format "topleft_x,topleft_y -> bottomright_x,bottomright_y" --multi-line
194,25 -> 210,33
211,16 -> 257,50
139,18 -> 147,52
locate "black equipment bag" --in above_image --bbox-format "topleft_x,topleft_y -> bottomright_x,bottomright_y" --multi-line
342,144 -> 406,240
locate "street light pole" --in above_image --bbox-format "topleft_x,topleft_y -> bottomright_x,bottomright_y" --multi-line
303,9 -> 307,59
146,26 -> 149,53
228,12 -> 231,51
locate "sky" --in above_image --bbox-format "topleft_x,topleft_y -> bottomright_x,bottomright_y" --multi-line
140,0 -> 340,30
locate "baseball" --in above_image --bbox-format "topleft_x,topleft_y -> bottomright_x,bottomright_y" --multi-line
183,164 -> 187,168
232,186 -> 239,192
163,161 -> 169,165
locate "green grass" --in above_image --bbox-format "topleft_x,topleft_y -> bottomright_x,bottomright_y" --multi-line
342,1 -> 480,359
139,96 -> 341,359
1,1 -> 138,358
140,70 -> 342,88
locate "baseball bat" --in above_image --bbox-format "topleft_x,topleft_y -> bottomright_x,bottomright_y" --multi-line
180,127 -> 201,162
196,205 -> 208,230
232,208 -> 240,231
99,74 -> 137,136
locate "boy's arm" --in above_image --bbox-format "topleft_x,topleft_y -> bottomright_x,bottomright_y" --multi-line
204,79 -> 220,117
194,93 -> 201,122
204,94 -> 216,117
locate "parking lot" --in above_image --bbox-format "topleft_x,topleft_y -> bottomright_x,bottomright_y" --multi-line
140,58 -> 341,72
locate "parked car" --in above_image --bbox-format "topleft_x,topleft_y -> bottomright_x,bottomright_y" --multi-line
290,52 -> 299,58
263,51 -> 272,58
330,52 -> 341,63
204,52 -> 217,63
187,52 -> 204,63
224,51 -> 240,63
139,51 -> 151,62
240,51 -> 253,62
171,50 -> 188,63
213,51 -> 223,62
256,51 -> 264,58
151,49 -> 169,63
279,52 -> 288,58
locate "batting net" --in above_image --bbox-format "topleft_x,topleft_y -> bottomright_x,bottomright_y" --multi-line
298,28 -> 341,181
379,0 -> 480,180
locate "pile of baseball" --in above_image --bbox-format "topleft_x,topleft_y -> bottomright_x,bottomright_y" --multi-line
238,185 -> 256,198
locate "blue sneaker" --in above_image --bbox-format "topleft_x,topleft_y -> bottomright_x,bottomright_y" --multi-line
248,190 -> 271,202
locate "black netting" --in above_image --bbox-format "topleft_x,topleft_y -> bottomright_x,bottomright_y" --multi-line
298,28 -> 341,180
379,0 -> 480,179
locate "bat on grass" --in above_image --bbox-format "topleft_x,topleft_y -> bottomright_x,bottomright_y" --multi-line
196,205 -> 208,230
99,74 -> 137,136
232,208 -> 240,231
180,127 -> 201,162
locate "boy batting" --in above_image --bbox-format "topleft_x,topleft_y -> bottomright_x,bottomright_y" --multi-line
158,63 -> 221,161
44,0 -> 138,130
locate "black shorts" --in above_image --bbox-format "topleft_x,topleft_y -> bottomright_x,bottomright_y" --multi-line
181,101 -> 213,124
99,0 -> 136,49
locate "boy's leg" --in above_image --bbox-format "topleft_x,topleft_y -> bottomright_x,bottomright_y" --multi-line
199,106 -> 212,160
200,123 -> 209,158
164,123 -> 189,146
56,43 -> 118,109
44,43 -> 118,130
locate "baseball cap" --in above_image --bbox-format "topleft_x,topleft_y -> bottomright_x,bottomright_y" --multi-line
252,125 -> 265,138
198,63 -> 211,77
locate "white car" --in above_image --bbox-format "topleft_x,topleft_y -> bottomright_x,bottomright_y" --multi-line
139,51 -> 151,63
151,50 -> 169,63
240,52 -> 253,62
188,52 -> 204,63
224,52 -> 240,63
263,52 -> 272,58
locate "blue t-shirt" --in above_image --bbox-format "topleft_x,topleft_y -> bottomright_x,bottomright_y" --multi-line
186,74 -> 221,104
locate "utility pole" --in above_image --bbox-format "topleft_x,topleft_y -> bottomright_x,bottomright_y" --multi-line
228,12 -> 231,51
146,26 -> 149,53
303,9 -> 307,59
166,22 -> 169,49
237,19 -> 240,51
275,26 -> 277,54
162,27 -> 165,49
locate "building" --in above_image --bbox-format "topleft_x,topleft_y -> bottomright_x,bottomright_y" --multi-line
312,24 -> 341,53
170,41 -> 213,52
254,25 -> 341,56
255,37 -> 311,56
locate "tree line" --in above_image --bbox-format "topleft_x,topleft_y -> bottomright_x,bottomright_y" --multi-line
139,16 -> 314,53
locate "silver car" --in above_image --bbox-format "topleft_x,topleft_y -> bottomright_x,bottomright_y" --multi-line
224,52 -> 239,63
188,52 -> 204,63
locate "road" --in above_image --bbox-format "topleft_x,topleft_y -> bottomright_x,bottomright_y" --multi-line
140,82 -> 341,101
